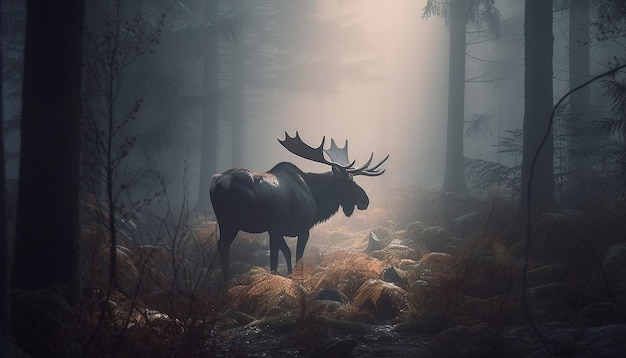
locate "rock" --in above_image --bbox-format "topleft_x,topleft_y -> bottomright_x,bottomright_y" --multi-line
369,244 -> 419,264
418,226 -> 450,252
599,244 -> 626,300
408,279 -> 437,312
364,231 -> 381,253
370,226 -> 396,241
578,324 -> 626,356
528,283 -> 591,315
381,267 -> 406,285
526,264 -> 567,286
527,324 -> 626,358
359,227 -> 395,252
417,252 -> 457,274
312,288 -> 348,303
449,212 -> 484,236
397,259 -> 419,272
404,221 -> 427,243
461,255 -> 516,298
578,302 -> 625,327
352,279 -> 409,321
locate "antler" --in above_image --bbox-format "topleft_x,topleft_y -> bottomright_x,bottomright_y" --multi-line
348,152 -> 389,177
278,131 -> 351,169
278,131 -> 388,177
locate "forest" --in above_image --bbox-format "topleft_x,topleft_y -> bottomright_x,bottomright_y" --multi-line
1,0 -> 626,357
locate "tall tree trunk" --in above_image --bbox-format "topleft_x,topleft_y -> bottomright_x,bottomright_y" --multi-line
10,1 -> 83,352
567,0 -> 590,206
12,0 -> 84,302
522,0 -> 554,221
442,0 -> 467,194
230,0 -> 245,168
196,0 -> 221,211
0,0 -> 8,350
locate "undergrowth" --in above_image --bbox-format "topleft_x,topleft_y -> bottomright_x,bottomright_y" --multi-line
22,184 -> 625,357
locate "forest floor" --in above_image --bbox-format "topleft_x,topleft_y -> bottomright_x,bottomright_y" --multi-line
15,187 -> 622,357
195,187 -> 626,358
213,321 -> 432,357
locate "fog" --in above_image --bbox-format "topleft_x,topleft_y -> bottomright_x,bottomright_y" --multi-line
6,0 -> 614,217
7,1 -> 626,355
242,0 -> 449,191
187,0 -> 523,209
0,0 -> 512,223
65,0 -> 537,219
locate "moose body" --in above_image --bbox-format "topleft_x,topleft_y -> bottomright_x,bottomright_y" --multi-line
210,132 -> 387,278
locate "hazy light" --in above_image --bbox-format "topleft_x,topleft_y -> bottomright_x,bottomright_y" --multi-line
246,0 -> 449,195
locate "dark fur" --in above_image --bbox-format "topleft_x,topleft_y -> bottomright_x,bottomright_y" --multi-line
210,162 -> 369,277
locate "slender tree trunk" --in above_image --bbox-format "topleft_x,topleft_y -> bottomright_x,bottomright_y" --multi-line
521,0 -> 553,221
230,0 -> 245,169
197,0 -> 221,211
0,0 -> 8,350
442,0 -> 467,194
12,0 -> 84,302
567,0 -> 590,206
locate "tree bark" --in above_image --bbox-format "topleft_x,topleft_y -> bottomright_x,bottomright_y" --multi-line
196,0 -> 221,211
230,0 -> 246,169
521,0 -> 554,221
12,0 -> 84,303
441,0 -> 467,194
0,0 -> 8,350
567,0 -> 590,206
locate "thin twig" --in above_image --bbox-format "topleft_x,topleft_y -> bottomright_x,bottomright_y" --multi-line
521,62 -> 626,346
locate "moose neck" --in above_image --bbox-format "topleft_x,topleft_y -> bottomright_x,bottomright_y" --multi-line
302,172 -> 342,224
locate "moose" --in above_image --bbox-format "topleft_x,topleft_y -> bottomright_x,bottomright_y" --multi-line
209,131 -> 388,278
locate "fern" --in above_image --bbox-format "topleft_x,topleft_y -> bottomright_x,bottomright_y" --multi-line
464,157 -> 519,193
229,272 -> 307,317
311,252 -> 383,299
465,112 -> 493,139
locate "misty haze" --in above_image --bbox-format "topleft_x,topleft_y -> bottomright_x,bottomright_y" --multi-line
2,0 -> 626,357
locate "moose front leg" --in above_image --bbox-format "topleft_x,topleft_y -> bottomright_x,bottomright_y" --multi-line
269,233 -> 292,274
295,231 -> 309,262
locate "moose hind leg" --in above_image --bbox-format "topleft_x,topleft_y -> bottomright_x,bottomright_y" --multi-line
217,226 -> 238,279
